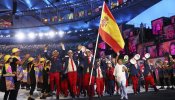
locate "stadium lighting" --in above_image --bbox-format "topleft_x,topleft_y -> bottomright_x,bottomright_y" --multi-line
6,35 -> 11,38
39,33 -> 43,38
15,32 -> 25,40
45,33 -> 49,36
0,35 -> 3,38
67,31 -> 72,34
49,31 -> 55,38
28,32 -> 35,39
58,30 -> 64,38
88,28 -> 92,31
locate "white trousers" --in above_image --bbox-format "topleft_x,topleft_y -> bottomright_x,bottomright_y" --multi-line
118,79 -> 128,98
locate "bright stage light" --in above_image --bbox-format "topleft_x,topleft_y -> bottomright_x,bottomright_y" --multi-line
88,28 -> 92,31
49,31 -> 55,38
28,32 -> 35,39
58,30 -> 64,38
45,33 -> 49,36
15,32 -> 25,40
0,35 -> 3,38
39,33 -> 43,38
67,31 -> 72,34
6,35 -> 10,38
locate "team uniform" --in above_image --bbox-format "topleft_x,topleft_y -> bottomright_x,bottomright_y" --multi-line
40,60 -> 51,99
95,65 -> 105,97
143,61 -> 158,92
106,63 -> 115,95
28,60 -> 36,99
158,65 -> 165,89
63,51 -> 78,99
44,49 -> 64,99
2,55 -> 15,100
129,63 -> 140,94
170,60 -> 175,89
60,73 -> 69,97
164,65 -> 171,89
78,50 -> 96,98
10,56 -> 24,100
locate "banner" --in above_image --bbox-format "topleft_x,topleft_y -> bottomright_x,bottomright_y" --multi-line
128,35 -> 139,53
137,42 -> 154,57
159,40 -> 175,56
152,18 -> 163,35
147,45 -> 158,58
164,24 -> 175,39
171,16 -> 175,24
123,28 -> 133,39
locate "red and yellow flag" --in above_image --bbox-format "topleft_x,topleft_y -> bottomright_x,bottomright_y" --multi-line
98,2 -> 125,53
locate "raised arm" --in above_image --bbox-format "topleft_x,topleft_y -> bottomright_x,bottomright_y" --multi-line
115,52 -> 120,65
59,43 -> 66,59
77,45 -> 86,59
16,54 -> 30,66
44,45 -> 51,60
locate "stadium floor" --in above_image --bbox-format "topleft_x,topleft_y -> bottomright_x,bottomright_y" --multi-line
0,86 -> 175,100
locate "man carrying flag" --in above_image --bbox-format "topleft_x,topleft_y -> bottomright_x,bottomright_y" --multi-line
89,1 -> 125,100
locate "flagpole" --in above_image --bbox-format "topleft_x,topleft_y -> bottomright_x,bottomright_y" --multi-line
89,33 -> 100,85
89,1 -> 103,85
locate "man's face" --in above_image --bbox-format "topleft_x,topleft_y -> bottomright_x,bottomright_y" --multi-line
86,52 -> 91,57
52,51 -> 59,57
118,59 -> 123,65
170,44 -> 175,55
112,58 -> 115,64
15,51 -> 20,56
68,52 -> 73,58
107,63 -> 112,67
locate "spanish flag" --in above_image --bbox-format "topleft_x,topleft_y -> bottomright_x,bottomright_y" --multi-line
98,2 -> 125,53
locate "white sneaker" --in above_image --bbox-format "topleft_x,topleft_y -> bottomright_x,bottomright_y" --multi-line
120,96 -> 124,100
125,96 -> 128,100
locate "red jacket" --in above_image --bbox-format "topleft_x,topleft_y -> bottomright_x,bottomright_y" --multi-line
106,67 -> 115,80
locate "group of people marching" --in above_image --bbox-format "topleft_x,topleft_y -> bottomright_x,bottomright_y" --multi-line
157,54 -> 175,90
0,43 -> 175,100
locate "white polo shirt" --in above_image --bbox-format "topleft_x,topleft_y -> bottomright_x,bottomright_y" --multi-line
113,63 -> 126,82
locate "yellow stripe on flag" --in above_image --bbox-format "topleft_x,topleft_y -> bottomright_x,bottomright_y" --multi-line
99,5 -> 125,49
